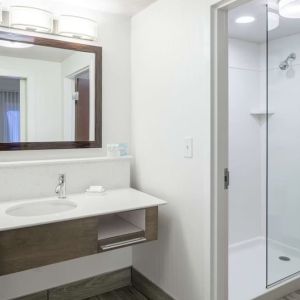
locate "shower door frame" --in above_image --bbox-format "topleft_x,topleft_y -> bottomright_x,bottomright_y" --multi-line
211,1 -> 300,299
211,1 -> 231,298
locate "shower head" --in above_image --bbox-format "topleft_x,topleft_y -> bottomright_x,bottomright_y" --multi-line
279,53 -> 296,70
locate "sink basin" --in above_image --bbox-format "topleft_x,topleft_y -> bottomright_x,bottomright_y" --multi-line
6,199 -> 77,217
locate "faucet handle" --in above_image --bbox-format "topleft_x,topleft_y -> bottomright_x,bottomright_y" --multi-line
58,174 -> 65,183
56,174 -> 66,199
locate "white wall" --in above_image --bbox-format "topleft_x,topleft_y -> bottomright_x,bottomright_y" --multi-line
0,248 -> 131,300
0,159 -> 132,300
130,3 -> 300,300
228,32 -> 300,251
0,8 -> 132,300
131,0 -> 211,299
227,33 -> 300,250
0,55 -> 63,142
0,13 -> 131,161
267,33 -> 300,249
228,39 -> 264,244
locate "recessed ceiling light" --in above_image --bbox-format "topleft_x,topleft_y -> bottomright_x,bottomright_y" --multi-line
279,0 -> 300,18
0,40 -> 33,48
268,11 -> 280,31
235,16 -> 256,24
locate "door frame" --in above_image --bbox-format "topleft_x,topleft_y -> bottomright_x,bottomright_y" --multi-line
210,0 -> 253,299
68,66 -> 90,140
19,78 -> 27,142
211,1 -> 300,299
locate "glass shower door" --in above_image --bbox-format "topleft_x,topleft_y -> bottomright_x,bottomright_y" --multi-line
267,1 -> 300,286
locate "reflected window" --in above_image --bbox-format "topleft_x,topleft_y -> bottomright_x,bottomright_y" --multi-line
0,77 -> 20,143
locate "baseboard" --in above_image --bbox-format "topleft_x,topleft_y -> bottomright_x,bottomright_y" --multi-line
229,236 -> 264,252
254,276 -> 300,300
15,292 -> 47,300
49,267 -> 131,300
13,267 -> 174,300
132,268 -> 174,300
14,267 -> 131,300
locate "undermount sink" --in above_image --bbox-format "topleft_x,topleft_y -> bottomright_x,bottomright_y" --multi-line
6,199 -> 77,217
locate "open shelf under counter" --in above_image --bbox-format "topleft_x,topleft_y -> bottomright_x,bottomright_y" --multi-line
97,207 -> 158,252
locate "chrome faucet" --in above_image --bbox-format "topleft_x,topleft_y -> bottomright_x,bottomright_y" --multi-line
55,174 -> 66,199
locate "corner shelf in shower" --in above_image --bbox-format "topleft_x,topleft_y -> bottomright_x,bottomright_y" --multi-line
250,109 -> 274,116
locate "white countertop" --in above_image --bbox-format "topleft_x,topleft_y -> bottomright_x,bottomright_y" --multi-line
0,188 -> 166,231
0,155 -> 132,168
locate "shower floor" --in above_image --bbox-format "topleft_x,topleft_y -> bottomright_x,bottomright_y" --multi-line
229,238 -> 300,300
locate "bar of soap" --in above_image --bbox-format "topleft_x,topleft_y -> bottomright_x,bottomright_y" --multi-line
86,186 -> 105,193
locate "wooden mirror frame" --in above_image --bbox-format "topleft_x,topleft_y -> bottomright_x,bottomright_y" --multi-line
0,31 -> 102,151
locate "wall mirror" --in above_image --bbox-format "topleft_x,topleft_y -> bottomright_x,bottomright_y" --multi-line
0,31 -> 102,150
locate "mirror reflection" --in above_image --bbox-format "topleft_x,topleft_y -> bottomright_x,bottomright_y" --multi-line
0,43 -> 95,143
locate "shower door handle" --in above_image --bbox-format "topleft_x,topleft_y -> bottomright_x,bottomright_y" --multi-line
224,168 -> 230,190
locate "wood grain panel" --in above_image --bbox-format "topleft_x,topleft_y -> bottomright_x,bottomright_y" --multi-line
14,291 -> 48,300
0,217 -> 98,275
97,286 -> 148,300
145,207 -> 158,241
132,268 -> 174,300
48,268 -> 131,300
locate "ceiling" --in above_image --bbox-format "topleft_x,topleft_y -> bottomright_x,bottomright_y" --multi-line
1,0 -> 158,16
53,0 -> 157,15
0,45 -> 75,62
0,0 -> 158,60
228,0 -> 300,43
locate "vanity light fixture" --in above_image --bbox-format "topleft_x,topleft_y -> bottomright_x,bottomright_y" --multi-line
0,5 -> 3,24
279,0 -> 300,18
235,15 -> 256,23
9,6 -> 53,33
58,15 -> 98,41
0,40 -> 33,48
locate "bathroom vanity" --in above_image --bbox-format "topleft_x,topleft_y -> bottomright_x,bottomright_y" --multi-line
0,188 -> 166,276
0,29 -> 168,299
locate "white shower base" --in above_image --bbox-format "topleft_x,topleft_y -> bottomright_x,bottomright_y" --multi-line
229,238 -> 300,300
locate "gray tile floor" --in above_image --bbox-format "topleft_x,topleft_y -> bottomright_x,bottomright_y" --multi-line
92,287 -> 300,300
280,291 -> 300,300
86,286 -> 148,300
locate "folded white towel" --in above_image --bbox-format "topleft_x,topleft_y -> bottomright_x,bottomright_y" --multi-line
86,186 -> 105,193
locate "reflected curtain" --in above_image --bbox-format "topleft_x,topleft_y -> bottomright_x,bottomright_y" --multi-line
0,91 -> 20,143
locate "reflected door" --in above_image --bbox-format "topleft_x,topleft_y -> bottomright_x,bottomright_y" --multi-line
75,70 -> 90,141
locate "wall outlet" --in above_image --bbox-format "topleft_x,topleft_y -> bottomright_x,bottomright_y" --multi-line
184,137 -> 193,158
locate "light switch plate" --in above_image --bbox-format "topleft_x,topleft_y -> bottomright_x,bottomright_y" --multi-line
184,137 -> 193,158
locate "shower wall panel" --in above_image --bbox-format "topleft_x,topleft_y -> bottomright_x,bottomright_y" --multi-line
268,33 -> 300,251
229,38 -> 264,245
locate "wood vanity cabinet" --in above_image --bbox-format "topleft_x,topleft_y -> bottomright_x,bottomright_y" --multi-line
0,207 -> 158,276
0,217 -> 99,276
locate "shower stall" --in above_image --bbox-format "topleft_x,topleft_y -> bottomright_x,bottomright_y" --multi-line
228,0 -> 300,299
